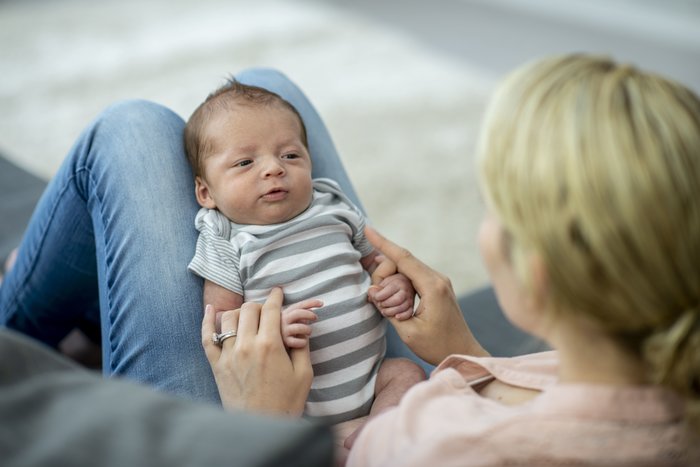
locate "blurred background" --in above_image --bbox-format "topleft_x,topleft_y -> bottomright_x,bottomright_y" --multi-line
1,0 -> 699,295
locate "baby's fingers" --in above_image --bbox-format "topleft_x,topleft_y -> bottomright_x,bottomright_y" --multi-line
283,308 -> 319,325
285,298 -> 323,311
369,282 -> 400,302
284,336 -> 311,349
380,289 -> 410,308
285,323 -> 313,337
393,307 -> 416,321
378,301 -> 413,317
283,323 -> 313,349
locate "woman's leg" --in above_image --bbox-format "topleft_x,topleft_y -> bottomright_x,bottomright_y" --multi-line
0,100 -> 219,403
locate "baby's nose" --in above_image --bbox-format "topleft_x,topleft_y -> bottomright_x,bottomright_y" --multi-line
262,158 -> 285,177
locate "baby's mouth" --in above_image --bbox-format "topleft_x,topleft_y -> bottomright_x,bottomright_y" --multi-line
261,188 -> 288,201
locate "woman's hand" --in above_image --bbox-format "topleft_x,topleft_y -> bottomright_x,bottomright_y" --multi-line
201,287 -> 313,416
365,227 -> 489,364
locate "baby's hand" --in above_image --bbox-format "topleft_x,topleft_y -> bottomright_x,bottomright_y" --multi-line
369,273 -> 416,321
281,298 -> 322,348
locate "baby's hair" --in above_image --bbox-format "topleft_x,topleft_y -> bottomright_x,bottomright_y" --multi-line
478,54 -> 700,428
184,78 -> 308,178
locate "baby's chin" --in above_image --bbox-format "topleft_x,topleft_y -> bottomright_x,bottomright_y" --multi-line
240,202 -> 312,226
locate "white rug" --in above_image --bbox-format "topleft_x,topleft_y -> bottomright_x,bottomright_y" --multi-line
0,0 -> 497,293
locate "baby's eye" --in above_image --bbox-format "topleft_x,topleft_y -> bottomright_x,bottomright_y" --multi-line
235,159 -> 253,167
282,153 -> 300,160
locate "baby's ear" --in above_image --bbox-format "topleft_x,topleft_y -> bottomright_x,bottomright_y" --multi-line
195,176 -> 217,209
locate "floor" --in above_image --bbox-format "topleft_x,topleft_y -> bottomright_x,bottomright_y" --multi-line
1,0 -> 698,295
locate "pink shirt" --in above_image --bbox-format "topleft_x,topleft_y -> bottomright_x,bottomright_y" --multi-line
347,351 -> 699,466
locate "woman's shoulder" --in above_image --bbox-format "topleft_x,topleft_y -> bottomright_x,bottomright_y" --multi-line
349,372 -> 698,466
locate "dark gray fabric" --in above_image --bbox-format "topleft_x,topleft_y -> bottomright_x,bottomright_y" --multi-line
0,329 -> 334,467
0,156 -> 45,263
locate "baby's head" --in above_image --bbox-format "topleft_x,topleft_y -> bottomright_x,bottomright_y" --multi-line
185,79 -> 313,225
478,54 -> 700,410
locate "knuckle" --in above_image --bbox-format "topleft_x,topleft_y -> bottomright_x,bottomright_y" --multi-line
432,274 -> 453,293
202,337 -> 211,349
236,345 -> 252,359
259,337 -> 277,353
395,247 -> 413,262
299,365 -> 313,382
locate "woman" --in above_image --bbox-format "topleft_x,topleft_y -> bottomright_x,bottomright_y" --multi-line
205,55 -> 700,465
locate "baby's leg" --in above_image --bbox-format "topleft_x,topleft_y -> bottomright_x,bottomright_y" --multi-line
371,357 -> 426,416
343,358 -> 425,450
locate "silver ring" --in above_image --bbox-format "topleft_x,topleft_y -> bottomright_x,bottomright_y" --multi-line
212,330 -> 237,346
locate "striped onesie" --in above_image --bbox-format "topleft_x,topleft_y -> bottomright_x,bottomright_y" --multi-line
188,178 -> 386,424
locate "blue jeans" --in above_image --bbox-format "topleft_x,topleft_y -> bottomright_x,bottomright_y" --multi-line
0,68 -> 427,404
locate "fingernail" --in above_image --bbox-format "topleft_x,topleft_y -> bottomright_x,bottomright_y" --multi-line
205,304 -> 212,314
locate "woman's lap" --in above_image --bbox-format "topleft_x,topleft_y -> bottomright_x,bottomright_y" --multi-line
0,68 -> 422,403
0,98 -> 218,402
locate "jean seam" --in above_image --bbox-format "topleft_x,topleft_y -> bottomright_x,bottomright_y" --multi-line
82,165 -> 118,373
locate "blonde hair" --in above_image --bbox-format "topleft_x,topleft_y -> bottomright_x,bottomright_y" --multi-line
478,54 -> 700,427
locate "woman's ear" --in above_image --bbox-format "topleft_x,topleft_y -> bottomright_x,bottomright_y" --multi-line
195,176 -> 217,209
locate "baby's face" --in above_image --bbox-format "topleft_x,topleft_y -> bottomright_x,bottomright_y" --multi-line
195,103 -> 313,225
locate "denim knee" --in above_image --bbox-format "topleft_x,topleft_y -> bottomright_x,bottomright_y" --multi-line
98,99 -> 185,132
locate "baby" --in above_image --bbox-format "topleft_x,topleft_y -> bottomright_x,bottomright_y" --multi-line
184,79 -> 425,425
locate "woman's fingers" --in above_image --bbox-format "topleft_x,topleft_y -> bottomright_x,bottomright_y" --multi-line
365,227 -> 437,295
289,338 -> 313,380
365,226 -> 489,364
259,287 -> 284,339
237,300 -> 262,338
202,305 -> 241,362
204,288 -> 314,415
370,256 -> 396,286
201,304 -> 221,362
219,308 -> 241,348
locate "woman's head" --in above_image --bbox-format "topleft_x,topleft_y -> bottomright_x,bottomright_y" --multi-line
478,54 -> 700,405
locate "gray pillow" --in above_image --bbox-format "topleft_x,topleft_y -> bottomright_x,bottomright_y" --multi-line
0,329 -> 333,467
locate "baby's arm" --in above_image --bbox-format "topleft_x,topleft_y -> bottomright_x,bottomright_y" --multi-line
361,252 -> 416,320
203,280 -> 243,332
203,279 -> 243,311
